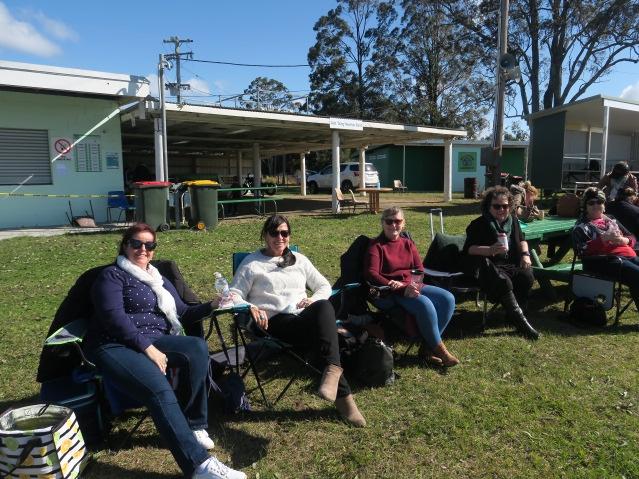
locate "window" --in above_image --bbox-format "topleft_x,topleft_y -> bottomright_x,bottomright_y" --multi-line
321,165 -> 332,174
75,135 -> 102,172
0,128 -> 52,185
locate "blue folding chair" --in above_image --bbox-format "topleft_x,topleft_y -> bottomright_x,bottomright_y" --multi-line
106,190 -> 135,223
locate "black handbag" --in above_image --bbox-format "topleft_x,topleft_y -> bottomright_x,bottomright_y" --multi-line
568,297 -> 608,327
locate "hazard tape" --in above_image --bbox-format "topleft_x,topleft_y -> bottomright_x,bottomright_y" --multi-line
0,193 -> 134,198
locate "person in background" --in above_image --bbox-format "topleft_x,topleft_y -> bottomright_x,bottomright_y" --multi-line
598,161 -> 638,203
573,187 -> 639,310
230,214 -> 366,427
607,186 -> 639,237
463,186 -> 540,340
86,223 -> 246,479
364,206 -> 459,367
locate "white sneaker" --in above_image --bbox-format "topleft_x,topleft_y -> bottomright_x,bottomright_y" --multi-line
192,456 -> 247,479
193,429 -> 215,450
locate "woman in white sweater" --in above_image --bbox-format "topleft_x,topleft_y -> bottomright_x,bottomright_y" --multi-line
230,215 -> 365,427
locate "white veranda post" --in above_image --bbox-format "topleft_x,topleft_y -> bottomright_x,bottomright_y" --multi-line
332,130 -> 341,214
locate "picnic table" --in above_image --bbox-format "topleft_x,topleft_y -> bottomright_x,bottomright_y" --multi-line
217,185 -> 281,218
356,187 -> 393,214
519,216 -> 577,299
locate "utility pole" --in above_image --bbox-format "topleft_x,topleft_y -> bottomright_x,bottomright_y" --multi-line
491,0 -> 509,187
163,36 -> 193,104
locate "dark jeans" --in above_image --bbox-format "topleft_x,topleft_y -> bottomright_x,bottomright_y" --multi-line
268,299 -> 351,398
584,255 -> 639,307
479,258 -> 534,306
90,335 -> 210,476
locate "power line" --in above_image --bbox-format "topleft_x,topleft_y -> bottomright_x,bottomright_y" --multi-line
186,58 -> 373,68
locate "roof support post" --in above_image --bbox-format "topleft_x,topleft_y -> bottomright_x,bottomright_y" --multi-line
601,106 -> 610,179
153,117 -> 165,181
359,146 -> 367,196
332,130 -> 341,213
236,151 -> 243,179
300,152 -> 307,196
443,140 -> 453,202
253,143 -> 261,188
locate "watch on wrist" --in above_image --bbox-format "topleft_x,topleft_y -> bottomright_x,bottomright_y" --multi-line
521,251 -> 531,257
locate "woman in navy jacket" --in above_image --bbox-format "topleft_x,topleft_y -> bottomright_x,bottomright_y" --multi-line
86,223 -> 245,479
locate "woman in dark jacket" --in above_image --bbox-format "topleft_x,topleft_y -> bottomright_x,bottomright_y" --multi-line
86,223 -> 246,479
463,186 -> 540,340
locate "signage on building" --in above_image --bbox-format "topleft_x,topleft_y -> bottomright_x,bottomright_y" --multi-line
458,151 -> 477,172
329,117 -> 363,131
52,137 -> 73,161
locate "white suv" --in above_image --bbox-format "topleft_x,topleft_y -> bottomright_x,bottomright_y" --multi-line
306,162 -> 380,194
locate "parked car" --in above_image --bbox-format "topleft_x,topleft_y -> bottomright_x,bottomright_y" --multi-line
306,162 -> 380,194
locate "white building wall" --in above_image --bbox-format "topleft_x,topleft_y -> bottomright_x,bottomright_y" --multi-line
0,91 -> 124,228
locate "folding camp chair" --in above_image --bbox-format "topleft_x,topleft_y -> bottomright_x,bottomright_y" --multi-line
37,259 -> 214,450
563,243 -> 634,326
230,247 -> 325,408
422,208 -> 487,328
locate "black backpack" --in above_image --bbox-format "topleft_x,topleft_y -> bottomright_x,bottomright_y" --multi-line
338,325 -> 395,387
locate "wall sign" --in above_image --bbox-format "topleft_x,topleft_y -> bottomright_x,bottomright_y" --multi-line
52,137 -> 73,161
329,117 -> 363,131
458,151 -> 477,172
106,152 -> 120,169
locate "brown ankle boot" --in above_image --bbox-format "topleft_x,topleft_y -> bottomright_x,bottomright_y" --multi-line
418,342 -> 444,366
432,342 -> 460,367
317,364 -> 343,402
335,394 -> 366,427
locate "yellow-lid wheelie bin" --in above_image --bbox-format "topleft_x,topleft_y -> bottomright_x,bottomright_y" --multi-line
133,181 -> 172,232
184,180 -> 220,230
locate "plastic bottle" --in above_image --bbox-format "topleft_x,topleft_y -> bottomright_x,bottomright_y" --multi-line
214,272 -> 233,308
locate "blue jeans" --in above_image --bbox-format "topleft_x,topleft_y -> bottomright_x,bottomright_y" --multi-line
90,335 -> 210,476
375,285 -> 456,348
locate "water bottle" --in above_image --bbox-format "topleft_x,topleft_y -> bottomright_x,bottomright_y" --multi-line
214,272 -> 233,309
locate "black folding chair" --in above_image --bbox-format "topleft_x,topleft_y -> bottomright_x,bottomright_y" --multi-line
230,247 -> 325,408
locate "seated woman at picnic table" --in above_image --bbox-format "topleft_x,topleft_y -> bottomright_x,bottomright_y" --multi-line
597,161 -> 638,203
229,214 -> 366,427
573,187 -> 639,307
462,186 -> 540,340
363,206 -> 459,367
86,223 -> 246,479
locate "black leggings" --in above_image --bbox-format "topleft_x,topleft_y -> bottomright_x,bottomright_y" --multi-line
268,299 -> 351,398
479,258 -> 535,306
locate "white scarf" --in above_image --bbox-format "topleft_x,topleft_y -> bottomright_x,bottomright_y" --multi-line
116,255 -> 183,335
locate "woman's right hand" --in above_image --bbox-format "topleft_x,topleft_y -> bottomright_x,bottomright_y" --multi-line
145,344 -> 168,374
250,306 -> 269,330
387,280 -> 404,290
489,241 -> 508,256
404,283 -> 420,298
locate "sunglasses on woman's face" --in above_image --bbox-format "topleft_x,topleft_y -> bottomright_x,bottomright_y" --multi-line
587,199 -> 604,206
491,204 -> 509,211
268,230 -> 290,238
384,218 -> 404,225
128,239 -> 157,251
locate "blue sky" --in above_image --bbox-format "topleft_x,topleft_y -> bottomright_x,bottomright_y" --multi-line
1,0 -> 638,115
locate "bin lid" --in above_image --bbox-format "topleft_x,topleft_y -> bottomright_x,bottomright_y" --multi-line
183,180 -> 220,187
134,181 -> 173,188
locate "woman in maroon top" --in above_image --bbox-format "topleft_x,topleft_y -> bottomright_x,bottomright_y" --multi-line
364,207 -> 459,367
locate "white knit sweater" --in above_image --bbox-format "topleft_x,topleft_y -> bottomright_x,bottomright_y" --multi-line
229,250 -> 332,318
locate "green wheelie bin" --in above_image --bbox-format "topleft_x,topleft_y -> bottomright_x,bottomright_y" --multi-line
133,181 -> 172,231
184,180 -> 220,230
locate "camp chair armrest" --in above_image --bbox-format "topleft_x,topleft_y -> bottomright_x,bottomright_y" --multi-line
423,268 -> 464,278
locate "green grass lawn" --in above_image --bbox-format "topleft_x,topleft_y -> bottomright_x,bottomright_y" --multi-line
1,196 -> 638,479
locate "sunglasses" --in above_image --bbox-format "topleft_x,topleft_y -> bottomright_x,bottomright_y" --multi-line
384,219 -> 404,225
128,239 -> 157,251
491,204 -> 510,211
268,230 -> 290,238
587,199 -> 604,206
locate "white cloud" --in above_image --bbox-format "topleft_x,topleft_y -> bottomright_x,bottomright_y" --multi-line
0,2 -> 60,56
186,77 -> 211,96
620,81 -> 639,101
21,8 -> 78,41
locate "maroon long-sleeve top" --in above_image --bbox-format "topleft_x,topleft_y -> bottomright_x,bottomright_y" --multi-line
364,235 -> 423,289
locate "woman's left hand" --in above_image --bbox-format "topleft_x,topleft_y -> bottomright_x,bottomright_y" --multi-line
296,297 -> 314,309
520,255 -> 532,269
404,283 -> 420,298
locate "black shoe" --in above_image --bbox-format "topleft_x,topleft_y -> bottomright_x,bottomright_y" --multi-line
509,310 -> 540,340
